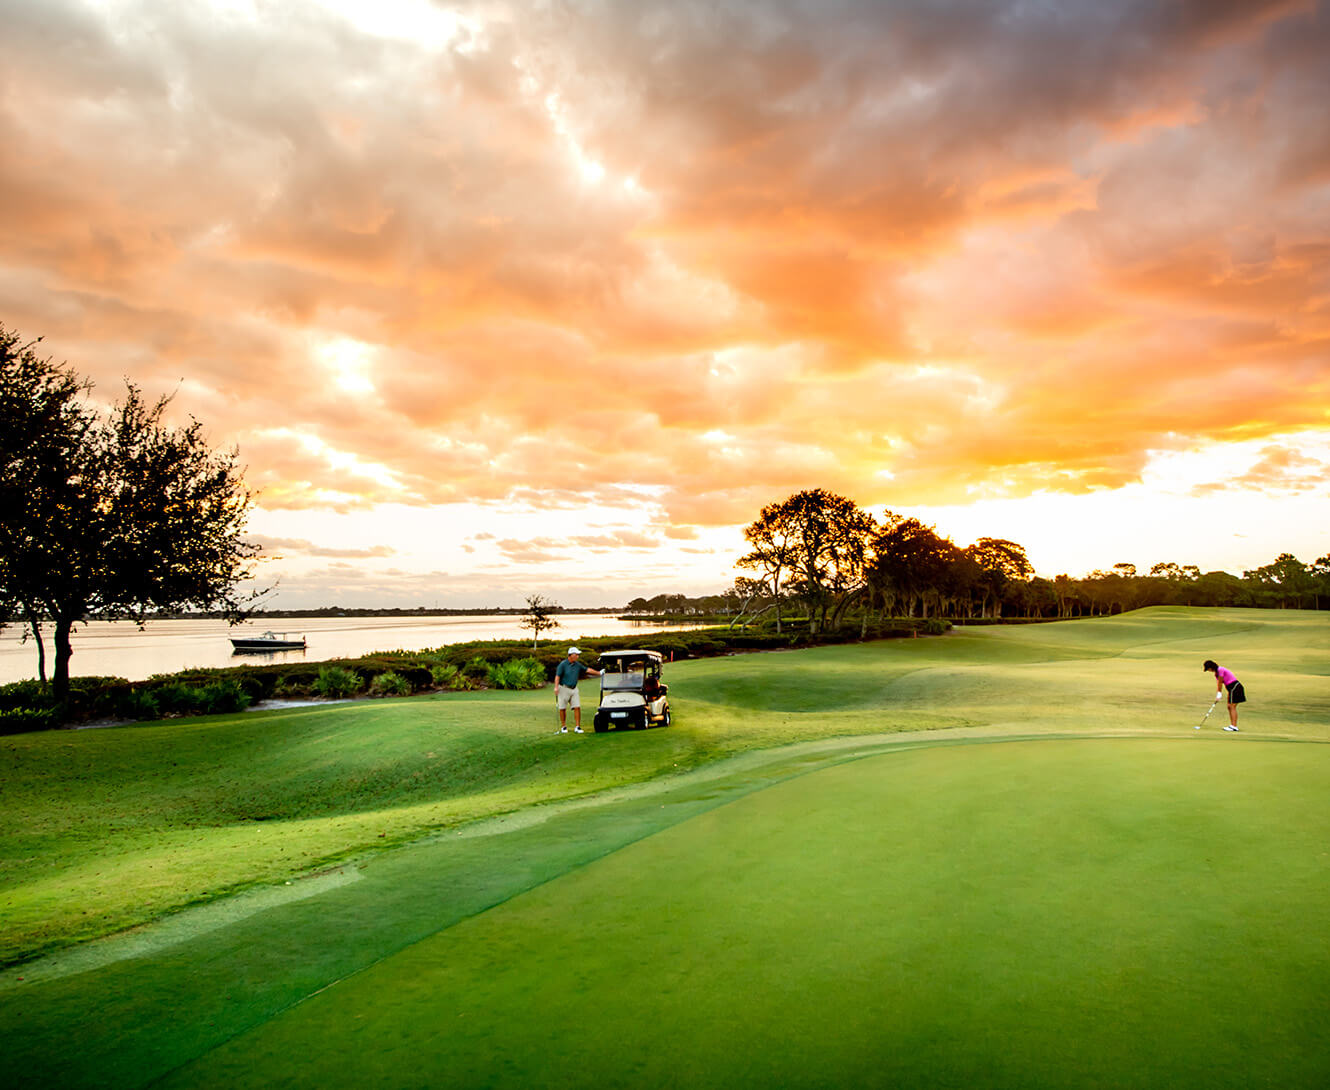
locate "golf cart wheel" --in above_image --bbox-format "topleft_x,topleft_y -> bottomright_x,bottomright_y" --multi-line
593,718 -> 609,733
662,708 -> 671,727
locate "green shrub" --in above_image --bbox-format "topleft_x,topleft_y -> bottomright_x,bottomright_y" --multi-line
0,676 -> 138,723
118,689 -> 161,722
0,707 -> 58,734
142,675 -> 253,716
243,667 -> 287,701
394,664 -> 433,691
69,678 -> 134,720
335,657 -> 431,693
923,618 -> 951,636
312,665 -> 362,699
0,678 -> 52,712
272,675 -> 308,699
430,663 -> 475,690
235,674 -> 270,703
369,671 -> 411,697
461,656 -> 491,683
485,658 -> 547,690
148,682 -> 203,716
193,679 -> 253,714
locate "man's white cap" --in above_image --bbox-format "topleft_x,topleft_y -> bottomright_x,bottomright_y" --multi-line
568,646 -> 581,655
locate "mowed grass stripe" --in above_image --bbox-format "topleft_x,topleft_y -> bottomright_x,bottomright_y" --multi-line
160,739 -> 1330,1090
0,730 -> 976,1090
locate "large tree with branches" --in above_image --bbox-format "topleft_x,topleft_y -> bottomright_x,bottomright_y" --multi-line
743,490 -> 876,634
965,537 -> 1034,618
0,325 -> 261,711
868,514 -> 954,619
737,498 -> 799,633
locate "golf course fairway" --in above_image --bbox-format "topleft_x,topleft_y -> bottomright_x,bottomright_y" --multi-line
2,607 -> 1328,1087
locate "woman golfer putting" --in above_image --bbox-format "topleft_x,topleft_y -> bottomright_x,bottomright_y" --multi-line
1203,659 -> 1245,731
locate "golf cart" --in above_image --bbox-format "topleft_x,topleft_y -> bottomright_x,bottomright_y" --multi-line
593,650 -> 671,732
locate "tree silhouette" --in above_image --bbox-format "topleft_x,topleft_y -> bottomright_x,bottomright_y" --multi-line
737,499 -> 799,633
1244,553 -> 1314,609
518,594 -> 561,648
733,487 -> 1327,624
0,325 -> 260,710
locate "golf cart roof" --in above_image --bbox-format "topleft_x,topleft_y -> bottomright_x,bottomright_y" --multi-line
598,650 -> 664,664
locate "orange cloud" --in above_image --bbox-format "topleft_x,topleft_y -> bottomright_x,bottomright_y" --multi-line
1,0 -> 1327,553
1193,444 -> 1330,496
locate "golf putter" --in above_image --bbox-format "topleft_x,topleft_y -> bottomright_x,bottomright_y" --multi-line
1194,698 -> 1219,729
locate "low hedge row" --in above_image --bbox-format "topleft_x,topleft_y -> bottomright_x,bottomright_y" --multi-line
951,617 -> 1056,627
0,618 -> 948,733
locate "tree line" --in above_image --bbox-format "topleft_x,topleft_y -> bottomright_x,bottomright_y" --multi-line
667,489 -> 1330,633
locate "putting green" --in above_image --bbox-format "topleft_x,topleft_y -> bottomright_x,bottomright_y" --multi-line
88,738 -> 1330,1088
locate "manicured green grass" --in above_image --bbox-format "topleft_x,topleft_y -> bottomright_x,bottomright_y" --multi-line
1,608 -> 1327,1088
158,739 -> 1330,1090
5,735 -> 1328,1089
2,607 -> 1325,964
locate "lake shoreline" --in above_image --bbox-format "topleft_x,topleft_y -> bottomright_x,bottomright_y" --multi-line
1,613 -> 714,686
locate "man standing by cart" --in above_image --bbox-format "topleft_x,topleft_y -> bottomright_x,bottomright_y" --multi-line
555,646 -> 600,734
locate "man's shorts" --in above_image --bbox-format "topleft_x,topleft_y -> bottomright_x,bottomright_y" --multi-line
1226,680 -> 1247,705
556,684 -> 581,711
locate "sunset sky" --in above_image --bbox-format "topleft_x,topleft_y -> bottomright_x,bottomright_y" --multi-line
3,0 -> 1327,608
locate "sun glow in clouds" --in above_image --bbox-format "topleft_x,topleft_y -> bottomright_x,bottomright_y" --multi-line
1141,433 -> 1330,497
314,336 -> 378,396
316,0 -> 476,48
542,91 -> 609,185
263,426 -> 404,492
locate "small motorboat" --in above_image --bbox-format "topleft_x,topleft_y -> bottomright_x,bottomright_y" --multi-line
230,630 -> 307,652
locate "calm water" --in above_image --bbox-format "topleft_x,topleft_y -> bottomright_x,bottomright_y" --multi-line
0,614 -> 711,685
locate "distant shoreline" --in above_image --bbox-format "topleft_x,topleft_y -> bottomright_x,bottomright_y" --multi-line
126,606 -> 627,620
0,612 -> 720,687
